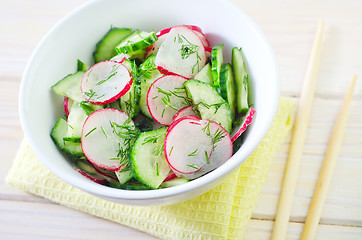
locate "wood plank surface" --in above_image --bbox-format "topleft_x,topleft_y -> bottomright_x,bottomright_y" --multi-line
1,0 -> 361,239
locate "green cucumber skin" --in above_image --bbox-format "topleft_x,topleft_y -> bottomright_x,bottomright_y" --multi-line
50,118 -> 84,158
93,27 -> 133,63
184,79 -> 233,133
115,169 -> 134,185
211,44 -> 224,92
115,31 -> 158,55
77,59 -> 89,72
130,127 -> 170,189
232,47 -> 249,114
160,177 -> 189,188
51,71 -> 84,103
219,63 -> 236,119
119,59 -> 141,118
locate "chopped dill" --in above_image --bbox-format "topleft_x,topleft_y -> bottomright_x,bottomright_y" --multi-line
188,149 -> 198,157
84,127 -> 96,137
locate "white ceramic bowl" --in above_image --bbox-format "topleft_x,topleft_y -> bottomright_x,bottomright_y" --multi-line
19,0 -> 279,205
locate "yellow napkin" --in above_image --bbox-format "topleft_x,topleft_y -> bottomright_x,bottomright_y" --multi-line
6,97 -> 295,239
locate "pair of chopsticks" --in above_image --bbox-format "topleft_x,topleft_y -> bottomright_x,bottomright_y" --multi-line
271,20 -> 357,240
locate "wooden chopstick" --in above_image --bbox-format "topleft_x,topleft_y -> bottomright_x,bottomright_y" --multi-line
301,75 -> 357,240
271,20 -> 325,240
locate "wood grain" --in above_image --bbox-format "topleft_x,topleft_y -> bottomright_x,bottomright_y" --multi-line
1,0 -> 362,239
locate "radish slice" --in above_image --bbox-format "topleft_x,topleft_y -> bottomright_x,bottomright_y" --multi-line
165,119 -> 233,180
172,105 -> 199,122
230,107 -> 256,142
155,26 -> 207,78
154,25 -> 209,57
81,108 -> 137,171
81,61 -> 132,105
164,117 -> 213,175
63,97 -> 73,117
147,75 -> 189,125
76,169 -> 107,184
145,34 -> 167,57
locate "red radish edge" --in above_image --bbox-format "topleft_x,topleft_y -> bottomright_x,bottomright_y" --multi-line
204,45 -> 212,52
163,172 -> 177,182
81,61 -> 133,105
156,25 -> 203,37
231,107 -> 256,142
168,115 -> 201,133
91,164 -> 118,180
76,169 -> 106,184
112,56 -> 126,63
172,105 -> 198,122
63,97 -> 70,117
156,65 -> 186,78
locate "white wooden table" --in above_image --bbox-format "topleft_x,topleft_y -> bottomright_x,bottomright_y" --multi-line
1,0 -> 362,239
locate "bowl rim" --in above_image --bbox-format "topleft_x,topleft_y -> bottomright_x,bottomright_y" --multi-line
19,0 -> 280,202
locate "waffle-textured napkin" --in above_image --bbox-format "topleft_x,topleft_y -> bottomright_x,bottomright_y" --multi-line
6,97 -> 295,239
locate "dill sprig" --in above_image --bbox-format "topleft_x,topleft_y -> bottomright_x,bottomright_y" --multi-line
201,120 -> 227,151
188,149 -> 198,157
195,101 -> 225,114
155,162 -> 159,176
176,34 -> 201,74
139,56 -> 157,79
96,63 -> 121,86
84,89 -> 96,101
84,127 -> 96,137
187,164 -> 199,170
142,132 -> 166,156
109,118 -> 141,164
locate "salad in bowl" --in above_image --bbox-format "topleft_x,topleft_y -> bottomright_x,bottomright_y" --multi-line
50,24 -> 255,190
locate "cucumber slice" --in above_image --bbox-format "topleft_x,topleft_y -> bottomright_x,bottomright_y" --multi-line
159,177 -> 189,188
115,31 -> 157,55
232,47 -> 249,114
211,44 -> 224,91
194,63 -> 213,85
115,168 -> 134,185
138,55 -> 163,118
77,59 -> 89,72
64,102 -> 88,139
219,63 -> 236,118
120,59 -> 140,118
93,27 -> 133,63
107,99 -> 122,110
51,71 -> 84,103
50,118 -> 84,158
75,160 -> 100,176
184,79 -> 233,133
130,127 -> 170,189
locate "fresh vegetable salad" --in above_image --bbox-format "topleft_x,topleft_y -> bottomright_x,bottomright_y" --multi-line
50,25 -> 255,190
